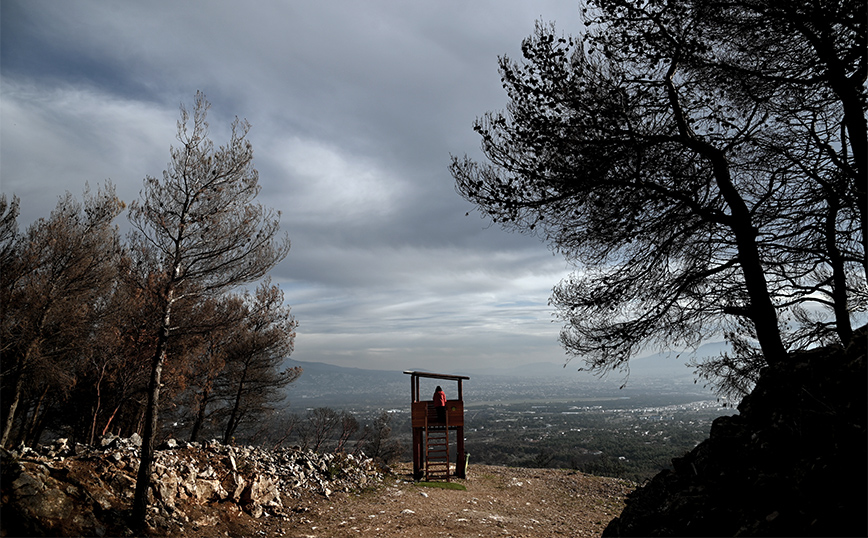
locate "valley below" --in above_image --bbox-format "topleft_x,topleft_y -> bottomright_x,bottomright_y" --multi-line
279,353 -> 735,483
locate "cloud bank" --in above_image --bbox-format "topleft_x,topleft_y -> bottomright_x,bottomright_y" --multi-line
1,0 -> 583,373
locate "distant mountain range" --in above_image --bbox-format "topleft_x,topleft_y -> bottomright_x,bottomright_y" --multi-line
282,342 -> 730,409
629,341 -> 731,374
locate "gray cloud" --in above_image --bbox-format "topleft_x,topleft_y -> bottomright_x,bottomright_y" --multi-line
1,0 -> 582,373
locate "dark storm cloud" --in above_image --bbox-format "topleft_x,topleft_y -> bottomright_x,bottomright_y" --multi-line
1,0 -> 582,371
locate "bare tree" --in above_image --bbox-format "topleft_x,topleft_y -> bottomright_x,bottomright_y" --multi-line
335,411 -> 360,453
267,411 -> 301,450
301,407 -> 341,452
361,411 -> 404,465
126,92 -> 290,527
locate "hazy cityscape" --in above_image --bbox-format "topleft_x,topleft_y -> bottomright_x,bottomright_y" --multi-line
280,354 -> 735,481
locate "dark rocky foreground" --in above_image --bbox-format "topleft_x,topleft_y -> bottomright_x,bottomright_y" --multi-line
1,436 -> 384,536
604,330 -> 867,537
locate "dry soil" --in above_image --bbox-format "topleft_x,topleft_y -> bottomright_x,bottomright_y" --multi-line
170,462 -> 634,538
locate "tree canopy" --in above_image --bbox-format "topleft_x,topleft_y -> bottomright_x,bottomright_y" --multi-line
0,185 -> 124,446
128,92 -> 291,526
0,93 -> 309,529
451,0 -> 866,395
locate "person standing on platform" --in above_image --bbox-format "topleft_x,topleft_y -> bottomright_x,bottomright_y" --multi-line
433,386 -> 447,423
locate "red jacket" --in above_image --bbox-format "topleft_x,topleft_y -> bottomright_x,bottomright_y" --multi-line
433,390 -> 446,407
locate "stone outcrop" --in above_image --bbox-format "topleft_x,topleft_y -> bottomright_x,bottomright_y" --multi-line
604,330 -> 867,537
1,437 -> 384,537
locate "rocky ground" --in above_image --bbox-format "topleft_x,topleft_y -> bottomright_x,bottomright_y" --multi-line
1,436 -> 634,537
274,463 -> 633,538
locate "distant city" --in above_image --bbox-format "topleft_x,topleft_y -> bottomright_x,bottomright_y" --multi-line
281,347 -> 736,481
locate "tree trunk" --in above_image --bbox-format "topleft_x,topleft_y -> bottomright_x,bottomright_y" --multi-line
1,370 -> 23,448
222,366 -> 248,445
24,385 -> 50,447
3,307 -> 51,447
101,402 -> 123,437
825,197 -> 853,345
189,386 -> 211,443
26,412 -> 49,448
824,47 -> 867,277
0,341 -> 36,447
709,153 -> 788,364
131,289 -> 173,529
89,363 -> 107,446
665,62 -> 787,365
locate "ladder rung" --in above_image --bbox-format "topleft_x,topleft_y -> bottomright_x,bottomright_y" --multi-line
424,421 -> 451,482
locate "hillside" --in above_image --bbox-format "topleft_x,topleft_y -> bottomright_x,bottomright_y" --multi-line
1,438 -> 632,537
604,329 -> 867,536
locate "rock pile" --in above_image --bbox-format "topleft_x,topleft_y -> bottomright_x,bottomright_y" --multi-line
1,435 -> 384,536
603,328 -> 867,537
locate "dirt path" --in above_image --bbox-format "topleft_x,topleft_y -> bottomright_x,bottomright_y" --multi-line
253,463 -> 634,538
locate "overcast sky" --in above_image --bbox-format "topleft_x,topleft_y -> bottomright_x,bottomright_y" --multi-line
1,1 -> 594,374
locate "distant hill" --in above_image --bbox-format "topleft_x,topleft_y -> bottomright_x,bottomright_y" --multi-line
282,343 -> 728,409
417,342 -> 732,379
628,342 -> 731,377
283,359 -> 407,408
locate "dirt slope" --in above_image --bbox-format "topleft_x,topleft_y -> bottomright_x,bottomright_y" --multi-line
2,440 -> 633,538
225,463 -> 633,538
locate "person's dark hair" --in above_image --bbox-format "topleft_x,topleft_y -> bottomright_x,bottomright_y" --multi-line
435,386 -> 442,391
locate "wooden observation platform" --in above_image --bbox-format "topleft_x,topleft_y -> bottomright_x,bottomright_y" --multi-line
404,370 -> 470,481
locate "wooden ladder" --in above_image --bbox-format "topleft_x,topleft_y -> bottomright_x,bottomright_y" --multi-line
424,408 -> 450,481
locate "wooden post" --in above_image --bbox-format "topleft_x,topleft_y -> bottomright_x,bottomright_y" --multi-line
456,424 -> 466,479
412,420 -> 422,479
410,374 -> 415,402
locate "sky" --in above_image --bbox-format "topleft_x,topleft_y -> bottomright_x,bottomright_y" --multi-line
1,0 -> 594,374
